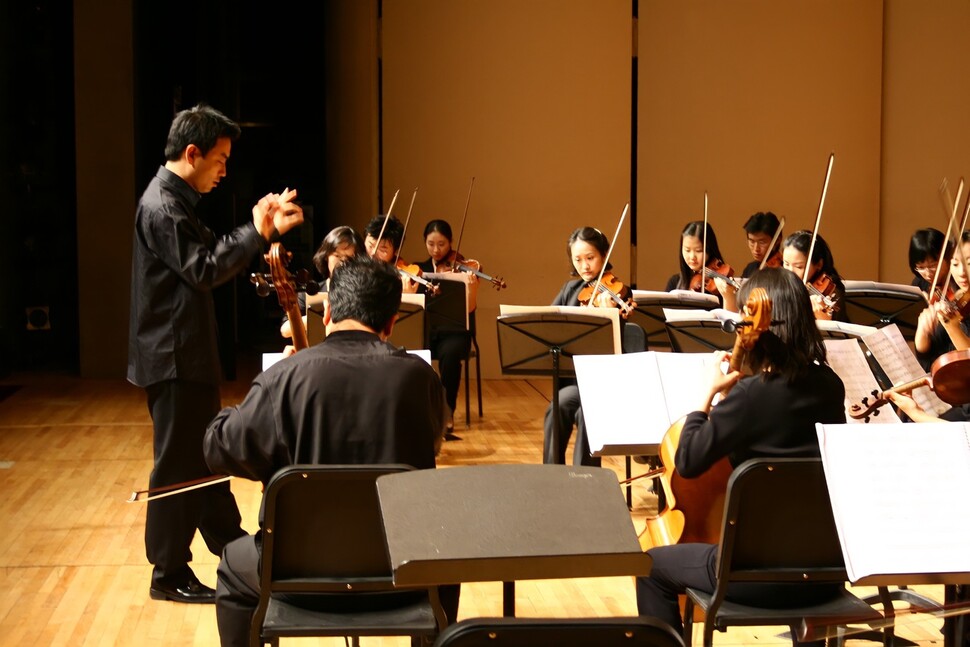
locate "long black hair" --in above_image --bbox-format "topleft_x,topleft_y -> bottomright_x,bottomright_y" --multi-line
312,226 -> 365,279
782,230 -> 845,294
736,267 -> 827,383
676,221 -> 725,290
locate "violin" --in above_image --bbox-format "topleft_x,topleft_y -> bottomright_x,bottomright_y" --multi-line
577,271 -> 635,317
437,250 -> 507,290
806,271 -> 839,316
849,348 -> 970,422
690,259 -> 737,295
761,249 -> 783,269
396,258 -> 440,295
640,289 -> 772,549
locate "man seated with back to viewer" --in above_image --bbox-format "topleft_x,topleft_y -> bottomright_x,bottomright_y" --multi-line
203,255 -> 459,647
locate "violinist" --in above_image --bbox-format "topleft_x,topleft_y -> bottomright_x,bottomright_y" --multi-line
279,226 -> 365,344
363,215 -> 419,294
665,221 -> 738,312
544,226 -> 641,466
741,211 -> 783,278
908,227 -> 952,294
635,268 -> 847,635
915,230 -> 970,371
781,230 -> 848,322
417,219 -> 480,437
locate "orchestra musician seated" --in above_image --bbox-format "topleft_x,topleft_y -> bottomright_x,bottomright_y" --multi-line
204,256 -> 459,647
636,268 -> 846,637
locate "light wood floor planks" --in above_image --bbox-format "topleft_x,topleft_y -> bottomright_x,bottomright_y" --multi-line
0,366 -> 950,646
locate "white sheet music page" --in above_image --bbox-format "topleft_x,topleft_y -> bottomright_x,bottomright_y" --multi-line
575,351 -> 713,455
823,339 -> 900,424
817,422 -> 970,582
862,324 -> 949,416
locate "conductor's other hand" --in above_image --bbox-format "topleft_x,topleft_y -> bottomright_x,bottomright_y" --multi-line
273,187 -> 304,236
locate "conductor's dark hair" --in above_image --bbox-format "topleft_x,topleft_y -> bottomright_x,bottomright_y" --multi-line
313,226 -> 365,279
164,104 -> 240,160
676,221 -> 725,290
743,212 -> 781,237
737,267 -> 828,383
908,228 -> 951,274
423,219 -> 453,241
327,256 -> 402,332
364,215 -> 405,252
566,226 -> 613,275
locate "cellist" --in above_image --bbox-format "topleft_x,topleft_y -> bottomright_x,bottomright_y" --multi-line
636,268 -> 847,635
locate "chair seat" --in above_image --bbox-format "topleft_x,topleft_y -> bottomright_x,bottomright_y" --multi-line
686,586 -> 883,630
262,593 -> 438,638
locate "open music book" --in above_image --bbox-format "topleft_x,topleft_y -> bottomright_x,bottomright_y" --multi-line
824,323 -> 949,422
574,351 -> 719,456
817,422 -> 970,583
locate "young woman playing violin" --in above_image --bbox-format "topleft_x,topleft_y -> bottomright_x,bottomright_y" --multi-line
544,226 -> 641,467
364,214 -> 421,294
915,230 -> 970,372
416,219 -> 482,435
636,267 -> 847,636
280,225 -> 365,344
909,227 -> 952,295
665,221 -> 738,312
781,230 -> 848,322
741,211 -> 783,278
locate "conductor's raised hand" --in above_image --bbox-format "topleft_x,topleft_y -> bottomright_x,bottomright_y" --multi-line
273,187 -> 304,236
252,193 -> 281,242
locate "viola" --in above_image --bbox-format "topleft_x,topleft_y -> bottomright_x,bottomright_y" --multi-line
578,271 -> 634,317
849,348 -> 970,422
690,259 -> 736,294
437,250 -> 507,290
640,289 -> 772,549
396,258 -> 440,295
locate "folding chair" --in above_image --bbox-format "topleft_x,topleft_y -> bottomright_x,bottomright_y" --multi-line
433,617 -> 684,647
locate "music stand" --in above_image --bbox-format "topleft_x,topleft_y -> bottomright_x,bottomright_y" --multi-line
387,293 -> 425,351
842,281 -> 924,341
629,289 -> 719,350
662,308 -> 735,353
496,306 -> 620,462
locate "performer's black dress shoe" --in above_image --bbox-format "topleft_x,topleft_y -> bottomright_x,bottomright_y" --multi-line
149,578 -> 216,604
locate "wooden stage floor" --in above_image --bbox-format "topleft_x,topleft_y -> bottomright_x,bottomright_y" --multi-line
0,368 -> 951,645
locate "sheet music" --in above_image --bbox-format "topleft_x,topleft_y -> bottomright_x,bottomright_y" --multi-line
631,289 -> 719,308
661,308 -> 741,324
575,351 -> 715,455
843,280 -> 923,297
498,304 -> 622,354
863,324 -> 949,416
817,422 -> 970,582
815,319 -> 878,338
824,339 -> 900,424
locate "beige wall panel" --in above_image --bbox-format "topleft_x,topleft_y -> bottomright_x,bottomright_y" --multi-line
881,1 -> 970,285
324,0 -> 380,233
638,1 -> 883,290
383,0 -> 631,379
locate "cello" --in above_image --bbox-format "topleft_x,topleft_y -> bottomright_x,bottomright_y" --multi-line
250,242 -> 319,352
639,288 -> 772,550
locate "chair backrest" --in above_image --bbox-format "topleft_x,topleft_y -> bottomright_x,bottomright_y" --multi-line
621,321 -> 647,353
433,617 -> 685,647
258,463 -> 414,591
715,457 -> 847,584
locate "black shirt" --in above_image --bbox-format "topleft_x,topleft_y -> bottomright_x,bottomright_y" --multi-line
128,166 -> 264,387
204,330 -> 447,485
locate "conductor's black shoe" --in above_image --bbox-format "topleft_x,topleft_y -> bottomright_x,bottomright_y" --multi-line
149,578 -> 216,604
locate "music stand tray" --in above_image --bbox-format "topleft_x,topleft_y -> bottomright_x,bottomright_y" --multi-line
376,464 -> 652,616
842,281 -> 924,341
496,306 -> 620,462
629,289 -> 719,350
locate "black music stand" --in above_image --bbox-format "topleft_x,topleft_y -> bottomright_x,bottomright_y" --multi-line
388,294 -> 425,351
496,310 -> 618,463
842,281 -> 924,342
423,277 -> 468,338
664,317 -> 734,353
376,464 -> 652,617
629,290 -> 719,350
